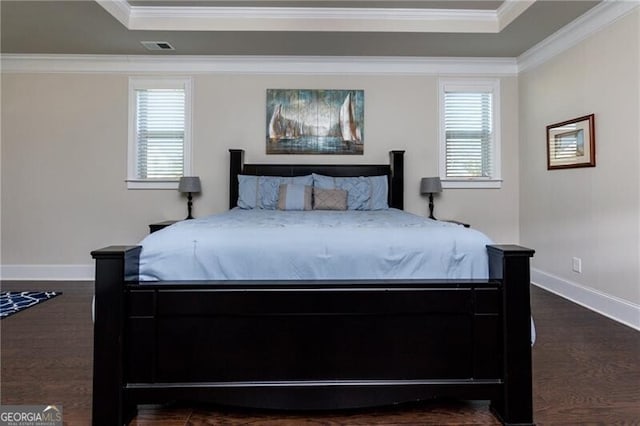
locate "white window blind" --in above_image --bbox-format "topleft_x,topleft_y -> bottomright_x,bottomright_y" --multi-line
128,78 -> 192,189
135,88 -> 185,179
439,79 -> 501,189
444,91 -> 493,178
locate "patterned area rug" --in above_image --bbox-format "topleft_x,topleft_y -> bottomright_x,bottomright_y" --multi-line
0,291 -> 60,319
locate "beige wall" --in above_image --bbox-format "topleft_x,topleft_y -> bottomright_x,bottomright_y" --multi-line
1,72 -> 520,266
519,10 -> 640,305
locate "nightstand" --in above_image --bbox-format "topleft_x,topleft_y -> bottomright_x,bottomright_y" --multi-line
441,219 -> 470,228
149,220 -> 180,234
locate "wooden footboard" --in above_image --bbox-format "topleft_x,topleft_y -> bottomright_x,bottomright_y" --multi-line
91,245 -> 534,426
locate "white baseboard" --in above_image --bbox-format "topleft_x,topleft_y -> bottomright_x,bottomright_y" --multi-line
531,268 -> 640,332
0,264 -> 94,281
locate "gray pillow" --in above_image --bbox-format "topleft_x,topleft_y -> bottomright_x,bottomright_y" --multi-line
313,187 -> 348,211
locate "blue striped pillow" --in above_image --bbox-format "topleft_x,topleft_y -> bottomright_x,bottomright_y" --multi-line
277,184 -> 312,211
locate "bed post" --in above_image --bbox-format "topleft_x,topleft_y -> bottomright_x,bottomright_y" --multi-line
229,149 -> 245,209
389,150 -> 404,210
487,245 -> 536,426
91,246 -> 141,426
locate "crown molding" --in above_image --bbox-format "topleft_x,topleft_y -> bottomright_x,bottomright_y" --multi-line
127,6 -> 496,32
96,0 -> 532,33
95,0 -> 131,28
0,54 -> 518,76
518,0 -> 640,73
7,0 -> 632,78
497,0 -> 536,31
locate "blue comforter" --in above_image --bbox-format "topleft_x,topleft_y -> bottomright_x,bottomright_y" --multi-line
138,208 -> 493,281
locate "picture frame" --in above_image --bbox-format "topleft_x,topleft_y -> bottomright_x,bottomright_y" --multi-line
546,114 -> 595,170
266,89 -> 364,155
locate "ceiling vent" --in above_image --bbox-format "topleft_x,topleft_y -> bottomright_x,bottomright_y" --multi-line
141,41 -> 175,51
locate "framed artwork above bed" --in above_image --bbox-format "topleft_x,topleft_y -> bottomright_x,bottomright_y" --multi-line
266,89 -> 364,155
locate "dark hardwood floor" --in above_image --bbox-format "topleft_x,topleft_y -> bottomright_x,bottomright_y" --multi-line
1,281 -> 639,425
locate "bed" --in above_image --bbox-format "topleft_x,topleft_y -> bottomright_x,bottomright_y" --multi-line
91,149 -> 535,426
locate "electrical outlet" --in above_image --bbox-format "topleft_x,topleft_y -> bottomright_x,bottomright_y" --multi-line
572,257 -> 582,273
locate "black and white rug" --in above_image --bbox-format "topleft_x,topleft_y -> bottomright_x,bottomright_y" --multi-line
0,291 -> 60,319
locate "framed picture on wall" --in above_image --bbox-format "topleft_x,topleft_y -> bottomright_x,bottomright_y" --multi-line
266,89 -> 364,155
546,114 -> 595,170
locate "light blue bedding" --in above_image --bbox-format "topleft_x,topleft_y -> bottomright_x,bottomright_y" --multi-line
138,208 -> 493,281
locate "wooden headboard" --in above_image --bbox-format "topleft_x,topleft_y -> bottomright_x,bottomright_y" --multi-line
229,149 -> 405,210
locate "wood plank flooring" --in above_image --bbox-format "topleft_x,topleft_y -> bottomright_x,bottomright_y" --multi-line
1,281 -> 639,425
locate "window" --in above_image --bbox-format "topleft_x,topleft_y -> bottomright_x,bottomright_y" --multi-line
128,77 -> 192,189
439,79 -> 501,189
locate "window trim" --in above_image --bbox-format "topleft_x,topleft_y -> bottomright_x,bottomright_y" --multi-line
127,77 -> 193,190
438,78 -> 502,189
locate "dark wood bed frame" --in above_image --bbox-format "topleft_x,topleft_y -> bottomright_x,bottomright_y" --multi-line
91,149 -> 535,425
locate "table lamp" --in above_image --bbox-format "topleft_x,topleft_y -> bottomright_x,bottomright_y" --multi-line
178,176 -> 201,219
420,177 -> 442,220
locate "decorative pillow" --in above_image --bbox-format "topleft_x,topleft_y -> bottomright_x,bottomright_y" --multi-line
367,175 -> 389,210
313,187 -> 348,211
278,184 -> 312,211
237,174 -> 260,209
237,175 -> 313,209
256,176 -> 283,209
312,174 -> 370,210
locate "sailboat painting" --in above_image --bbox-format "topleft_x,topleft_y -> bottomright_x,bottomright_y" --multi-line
266,89 -> 364,155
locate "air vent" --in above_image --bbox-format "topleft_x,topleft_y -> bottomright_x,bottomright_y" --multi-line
141,41 -> 175,51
